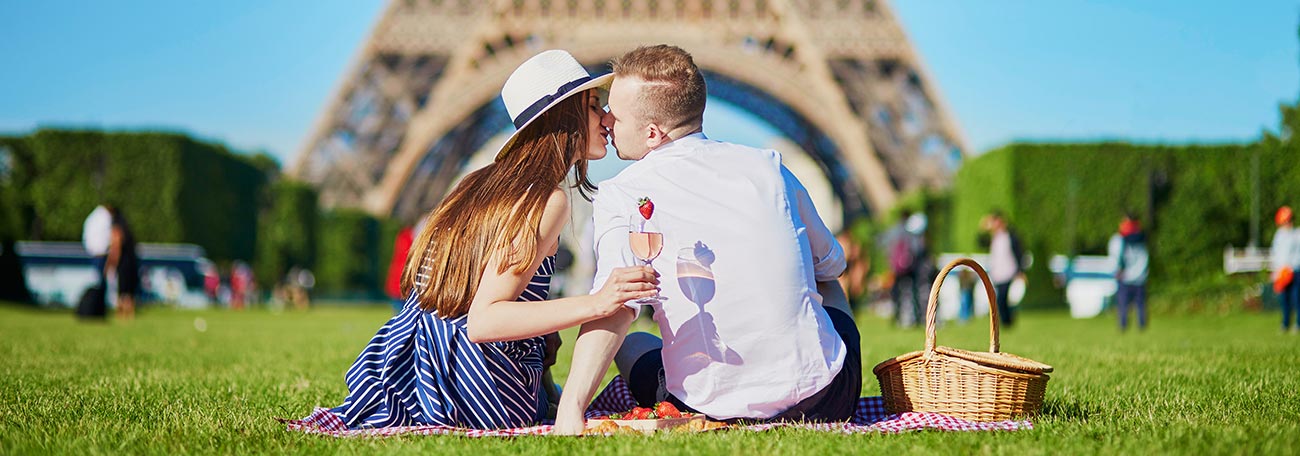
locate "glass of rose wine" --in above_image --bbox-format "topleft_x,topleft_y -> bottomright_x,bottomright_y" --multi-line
628,216 -> 663,304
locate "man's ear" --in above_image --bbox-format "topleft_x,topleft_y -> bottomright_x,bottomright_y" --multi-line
644,123 -> 669,150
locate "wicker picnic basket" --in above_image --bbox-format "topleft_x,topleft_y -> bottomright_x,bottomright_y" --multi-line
872,258 -> 1053,421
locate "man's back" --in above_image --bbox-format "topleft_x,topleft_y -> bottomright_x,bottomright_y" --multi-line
1109,232 -> 1149,285
591,134 -> 846,419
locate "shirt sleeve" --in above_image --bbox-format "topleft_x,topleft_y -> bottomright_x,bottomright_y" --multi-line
782,165 -> 846,282
1107,234 -> 1123,274
1271,229 -> 1289,271
589,181 -> 642,313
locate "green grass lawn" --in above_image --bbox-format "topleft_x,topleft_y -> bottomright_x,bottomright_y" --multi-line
1,303 -> 1297,455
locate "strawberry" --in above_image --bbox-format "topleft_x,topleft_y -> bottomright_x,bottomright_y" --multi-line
637,197 -> 654,220
629,407 -> 651,420
654,401 -> 681,418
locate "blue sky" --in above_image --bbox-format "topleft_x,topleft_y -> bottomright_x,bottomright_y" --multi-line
1,1 -> 1297,167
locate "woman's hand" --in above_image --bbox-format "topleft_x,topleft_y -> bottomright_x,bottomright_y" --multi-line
590,265 -> 658,318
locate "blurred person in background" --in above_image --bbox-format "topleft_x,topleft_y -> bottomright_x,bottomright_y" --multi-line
1108,213 -> 1149,332
986,210 -> 1025,328
1272,206 -> 1299,334
286,266 -> 315,310
203,263 -> 220,302
230,261 -> 253,310
75,205 -> 113,319
105,207 -> 140,320
82,204 -> 112,291
882,209 -> 923,327
957,267 -> 976,323
384,225 -> 415,314
836,231 -> 869,312
905,213 -> 934,321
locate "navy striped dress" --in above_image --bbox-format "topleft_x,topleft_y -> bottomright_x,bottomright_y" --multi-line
328,256 -> 555,430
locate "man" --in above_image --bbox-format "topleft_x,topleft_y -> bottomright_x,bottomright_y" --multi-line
881,210 -> 925,327
986,210 -> 1025,328
1272,206 -> 1299,334
553,45 -> 859,434
1107,214 -> 1149,331
77,204 -> 113,318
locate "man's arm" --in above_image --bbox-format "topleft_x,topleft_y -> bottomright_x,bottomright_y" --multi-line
552,183 -> 639,435
782,165 -> 846,281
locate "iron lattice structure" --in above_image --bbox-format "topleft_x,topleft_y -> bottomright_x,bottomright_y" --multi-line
294,0 -> 967,222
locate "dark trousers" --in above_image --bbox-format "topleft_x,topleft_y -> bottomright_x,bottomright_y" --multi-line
1116,283 -> 1147,330
1282,280 -> 1300,331
891,271 -> 923,327
993,281 -> 1014,327
92,255 -> 107,289
958,288 -> 975,322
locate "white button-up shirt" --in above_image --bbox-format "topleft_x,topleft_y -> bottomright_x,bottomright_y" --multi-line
989,231 -> 1018,284
1273,226 -> 1300,272
591,133 -> 847,419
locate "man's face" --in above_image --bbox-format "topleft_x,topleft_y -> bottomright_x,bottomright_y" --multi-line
603,77 -> 654,161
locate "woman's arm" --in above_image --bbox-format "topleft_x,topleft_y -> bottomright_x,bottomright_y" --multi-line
465,189 -> 658,343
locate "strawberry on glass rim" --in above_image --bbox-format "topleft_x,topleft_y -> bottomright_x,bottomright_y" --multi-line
637,197 -> 655,220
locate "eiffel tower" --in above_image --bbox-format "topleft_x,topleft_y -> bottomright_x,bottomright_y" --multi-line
294,0 -> 966,223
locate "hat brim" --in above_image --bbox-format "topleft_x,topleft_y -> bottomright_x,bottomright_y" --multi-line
494,73 -> 614,160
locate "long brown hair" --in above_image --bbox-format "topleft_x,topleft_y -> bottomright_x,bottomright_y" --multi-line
401,91 -> 597,317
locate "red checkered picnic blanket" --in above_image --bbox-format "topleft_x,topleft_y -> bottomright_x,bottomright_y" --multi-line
281,376 -> 1033,437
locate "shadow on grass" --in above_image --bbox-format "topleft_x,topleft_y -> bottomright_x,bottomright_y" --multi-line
1040,397 -> 1098,422
0,300 -> 70,313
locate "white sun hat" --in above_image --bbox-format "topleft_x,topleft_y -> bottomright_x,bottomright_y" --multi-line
496,50 -> 612,159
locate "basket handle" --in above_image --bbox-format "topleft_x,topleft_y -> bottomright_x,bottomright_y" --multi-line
924,258 -> 1000,357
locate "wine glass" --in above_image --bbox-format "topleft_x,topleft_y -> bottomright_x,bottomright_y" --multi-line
627,216 -> 663,304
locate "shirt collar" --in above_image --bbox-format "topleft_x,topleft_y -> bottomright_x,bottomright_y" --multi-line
642,132 -> 709,160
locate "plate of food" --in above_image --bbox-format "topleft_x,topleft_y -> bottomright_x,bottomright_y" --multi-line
585,402 -> 725,435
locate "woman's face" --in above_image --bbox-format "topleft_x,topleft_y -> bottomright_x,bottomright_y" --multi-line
584,89 -> 610,161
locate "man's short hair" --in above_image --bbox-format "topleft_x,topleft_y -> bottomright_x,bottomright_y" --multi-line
610,44 -> 707,131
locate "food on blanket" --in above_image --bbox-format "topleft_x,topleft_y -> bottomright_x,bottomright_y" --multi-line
597,402 -> 684,420
585,420 -> 633,435
672,418 -> 727,433
586,402 -> 720,434
654,401 -> 682,418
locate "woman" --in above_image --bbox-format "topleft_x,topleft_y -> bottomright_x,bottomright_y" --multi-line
318,50 -> 658,430
105,207 -> 140,320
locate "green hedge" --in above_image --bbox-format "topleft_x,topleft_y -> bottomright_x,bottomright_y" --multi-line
950,139 -> 1300,287
0,137 -> 36,241
4,128 -> 422,297
255,180 -> 318,289
315,209 -> 383,295
12,129 -> 268,262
